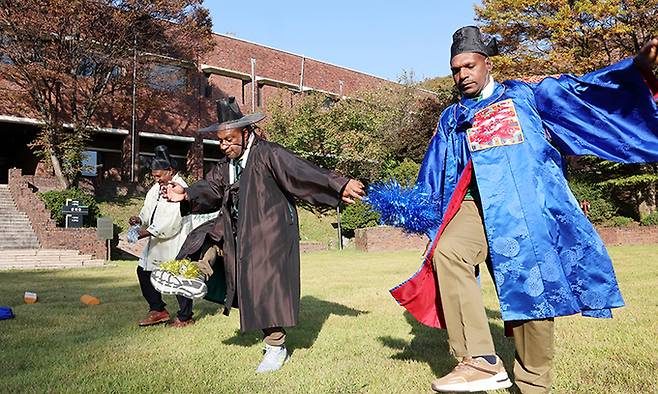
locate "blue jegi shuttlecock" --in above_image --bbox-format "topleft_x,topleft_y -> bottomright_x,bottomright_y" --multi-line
364,181 -> 441,234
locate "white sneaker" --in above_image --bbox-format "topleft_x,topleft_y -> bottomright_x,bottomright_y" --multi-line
256,344 -> 290,373
431,356 -> 512,392
150,270 -> 207,299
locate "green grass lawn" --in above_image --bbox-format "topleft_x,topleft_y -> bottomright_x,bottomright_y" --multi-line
97,196 -> 146,234
1,246 -> 657,393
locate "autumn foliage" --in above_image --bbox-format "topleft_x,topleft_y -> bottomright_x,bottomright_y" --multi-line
476,0 -> 658,79
0,0 -> 213,186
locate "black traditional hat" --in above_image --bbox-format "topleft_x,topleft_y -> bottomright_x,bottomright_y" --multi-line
450,26 -> 499,59
151,145 -> 173,170
198,97 -> 266,134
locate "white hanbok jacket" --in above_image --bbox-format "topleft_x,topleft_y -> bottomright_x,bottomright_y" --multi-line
138,174 -> 217,271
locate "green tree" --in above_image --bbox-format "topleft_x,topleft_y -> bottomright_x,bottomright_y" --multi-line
568,157 -> 658,220
266,77 -> 455,233
266,81 -> 450,182
385,158 -> 421,188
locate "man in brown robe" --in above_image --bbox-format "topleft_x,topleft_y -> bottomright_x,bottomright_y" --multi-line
165,97 -> 364,372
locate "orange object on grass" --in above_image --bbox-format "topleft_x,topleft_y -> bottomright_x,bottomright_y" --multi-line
24,291 -> 38,304
80,294 -> 101,305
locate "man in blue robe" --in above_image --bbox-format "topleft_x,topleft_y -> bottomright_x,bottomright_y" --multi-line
388,26 -> 658,393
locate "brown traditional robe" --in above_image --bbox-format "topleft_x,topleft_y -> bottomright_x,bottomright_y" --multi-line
179,136 -> 348,332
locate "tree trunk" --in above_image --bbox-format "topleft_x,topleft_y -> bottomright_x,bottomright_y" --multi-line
638,181 -> 657,218
50,153 -> 69,189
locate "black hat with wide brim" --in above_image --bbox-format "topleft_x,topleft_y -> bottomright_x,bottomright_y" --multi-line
199,96 -> 266,134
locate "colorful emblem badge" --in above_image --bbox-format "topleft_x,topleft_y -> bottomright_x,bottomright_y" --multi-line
466,99 -> 524,152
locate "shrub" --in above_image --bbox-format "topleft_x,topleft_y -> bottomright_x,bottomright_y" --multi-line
39,188 -> 100,227
340,200 -> 381,237
568,179 -> 616,224
604,216 -> 636,227
640,211 -> 658,226
385,159 -> 421,187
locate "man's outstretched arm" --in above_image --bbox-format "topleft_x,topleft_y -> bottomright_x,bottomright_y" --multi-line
534,36 -> 658,164
634,37 -> 658,74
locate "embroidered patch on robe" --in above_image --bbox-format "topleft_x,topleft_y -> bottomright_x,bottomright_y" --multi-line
466,99 -> 525,152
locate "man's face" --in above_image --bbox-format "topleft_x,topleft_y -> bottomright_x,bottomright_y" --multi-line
450,52 -> 492,98
152,169 -> 173,185
216,127 -> 249,160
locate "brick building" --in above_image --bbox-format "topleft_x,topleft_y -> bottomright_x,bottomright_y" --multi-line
0,32 -> 404,184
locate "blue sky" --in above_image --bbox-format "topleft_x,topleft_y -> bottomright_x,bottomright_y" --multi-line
208,1 -> 481,81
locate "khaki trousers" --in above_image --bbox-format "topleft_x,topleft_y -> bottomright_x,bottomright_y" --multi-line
432,200 -> 555,393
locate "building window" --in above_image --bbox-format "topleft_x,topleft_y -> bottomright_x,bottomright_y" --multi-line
0,35 -> 13,65
81,151 -> 98,177
147,63 -> 187,92
241,80 -> 247,104
0,53 -> 11,65
257,84 -> 263,108
204,79 -> 212,98
77,57 -> 96,76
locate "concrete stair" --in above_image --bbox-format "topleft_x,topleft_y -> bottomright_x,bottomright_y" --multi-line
0,184 -> 40,249
0,185 -> 106,270
0,248 -> 106,270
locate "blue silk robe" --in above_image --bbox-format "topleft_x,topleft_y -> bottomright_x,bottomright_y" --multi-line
393,58 -> 658,325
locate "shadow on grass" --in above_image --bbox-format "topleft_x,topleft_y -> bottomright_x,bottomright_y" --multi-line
222,295 -> 367,352
193,299 -> 224,320
378,309 -> 517,393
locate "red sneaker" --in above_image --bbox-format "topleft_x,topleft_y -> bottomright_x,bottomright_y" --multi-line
138,310 -> 170,326
169,317 -> 195,328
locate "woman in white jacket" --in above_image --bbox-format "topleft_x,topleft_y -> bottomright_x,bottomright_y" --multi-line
130,145 -> 192,327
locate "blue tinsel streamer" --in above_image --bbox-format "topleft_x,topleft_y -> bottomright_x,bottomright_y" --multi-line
364,181 -> 441,234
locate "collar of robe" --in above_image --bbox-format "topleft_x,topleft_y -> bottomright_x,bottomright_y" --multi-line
452,81 -> 506,130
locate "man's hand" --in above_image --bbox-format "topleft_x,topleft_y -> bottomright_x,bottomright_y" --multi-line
137,228 -> 152,239
341,179 -> 365,205
128,216 -> 141,226
196,260 -> 214,281
165,181 -> 187,202
635,37 -> 658,72
196,245 -> 221,280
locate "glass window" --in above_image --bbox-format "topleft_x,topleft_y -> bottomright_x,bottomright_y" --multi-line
78,57 -> 96,76
147,63 -> 187,92
81,151 -> 98,176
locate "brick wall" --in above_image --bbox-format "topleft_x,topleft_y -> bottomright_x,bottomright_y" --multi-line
299,241 -> 328,253
8,168 -> 107,259
355,226 -> 429,252
21,175 -> 64,192
199,34 -> 395,119
355,225 -> 658,253
595,225 -> 658,246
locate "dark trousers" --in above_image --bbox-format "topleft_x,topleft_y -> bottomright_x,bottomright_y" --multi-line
136,266 -> 166,312
176,295 -> 194,321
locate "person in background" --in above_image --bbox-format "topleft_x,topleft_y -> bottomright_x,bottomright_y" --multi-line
129,145 -> 197,327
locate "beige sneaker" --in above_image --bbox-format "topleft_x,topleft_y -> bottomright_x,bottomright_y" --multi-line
431,356 -> 512,392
